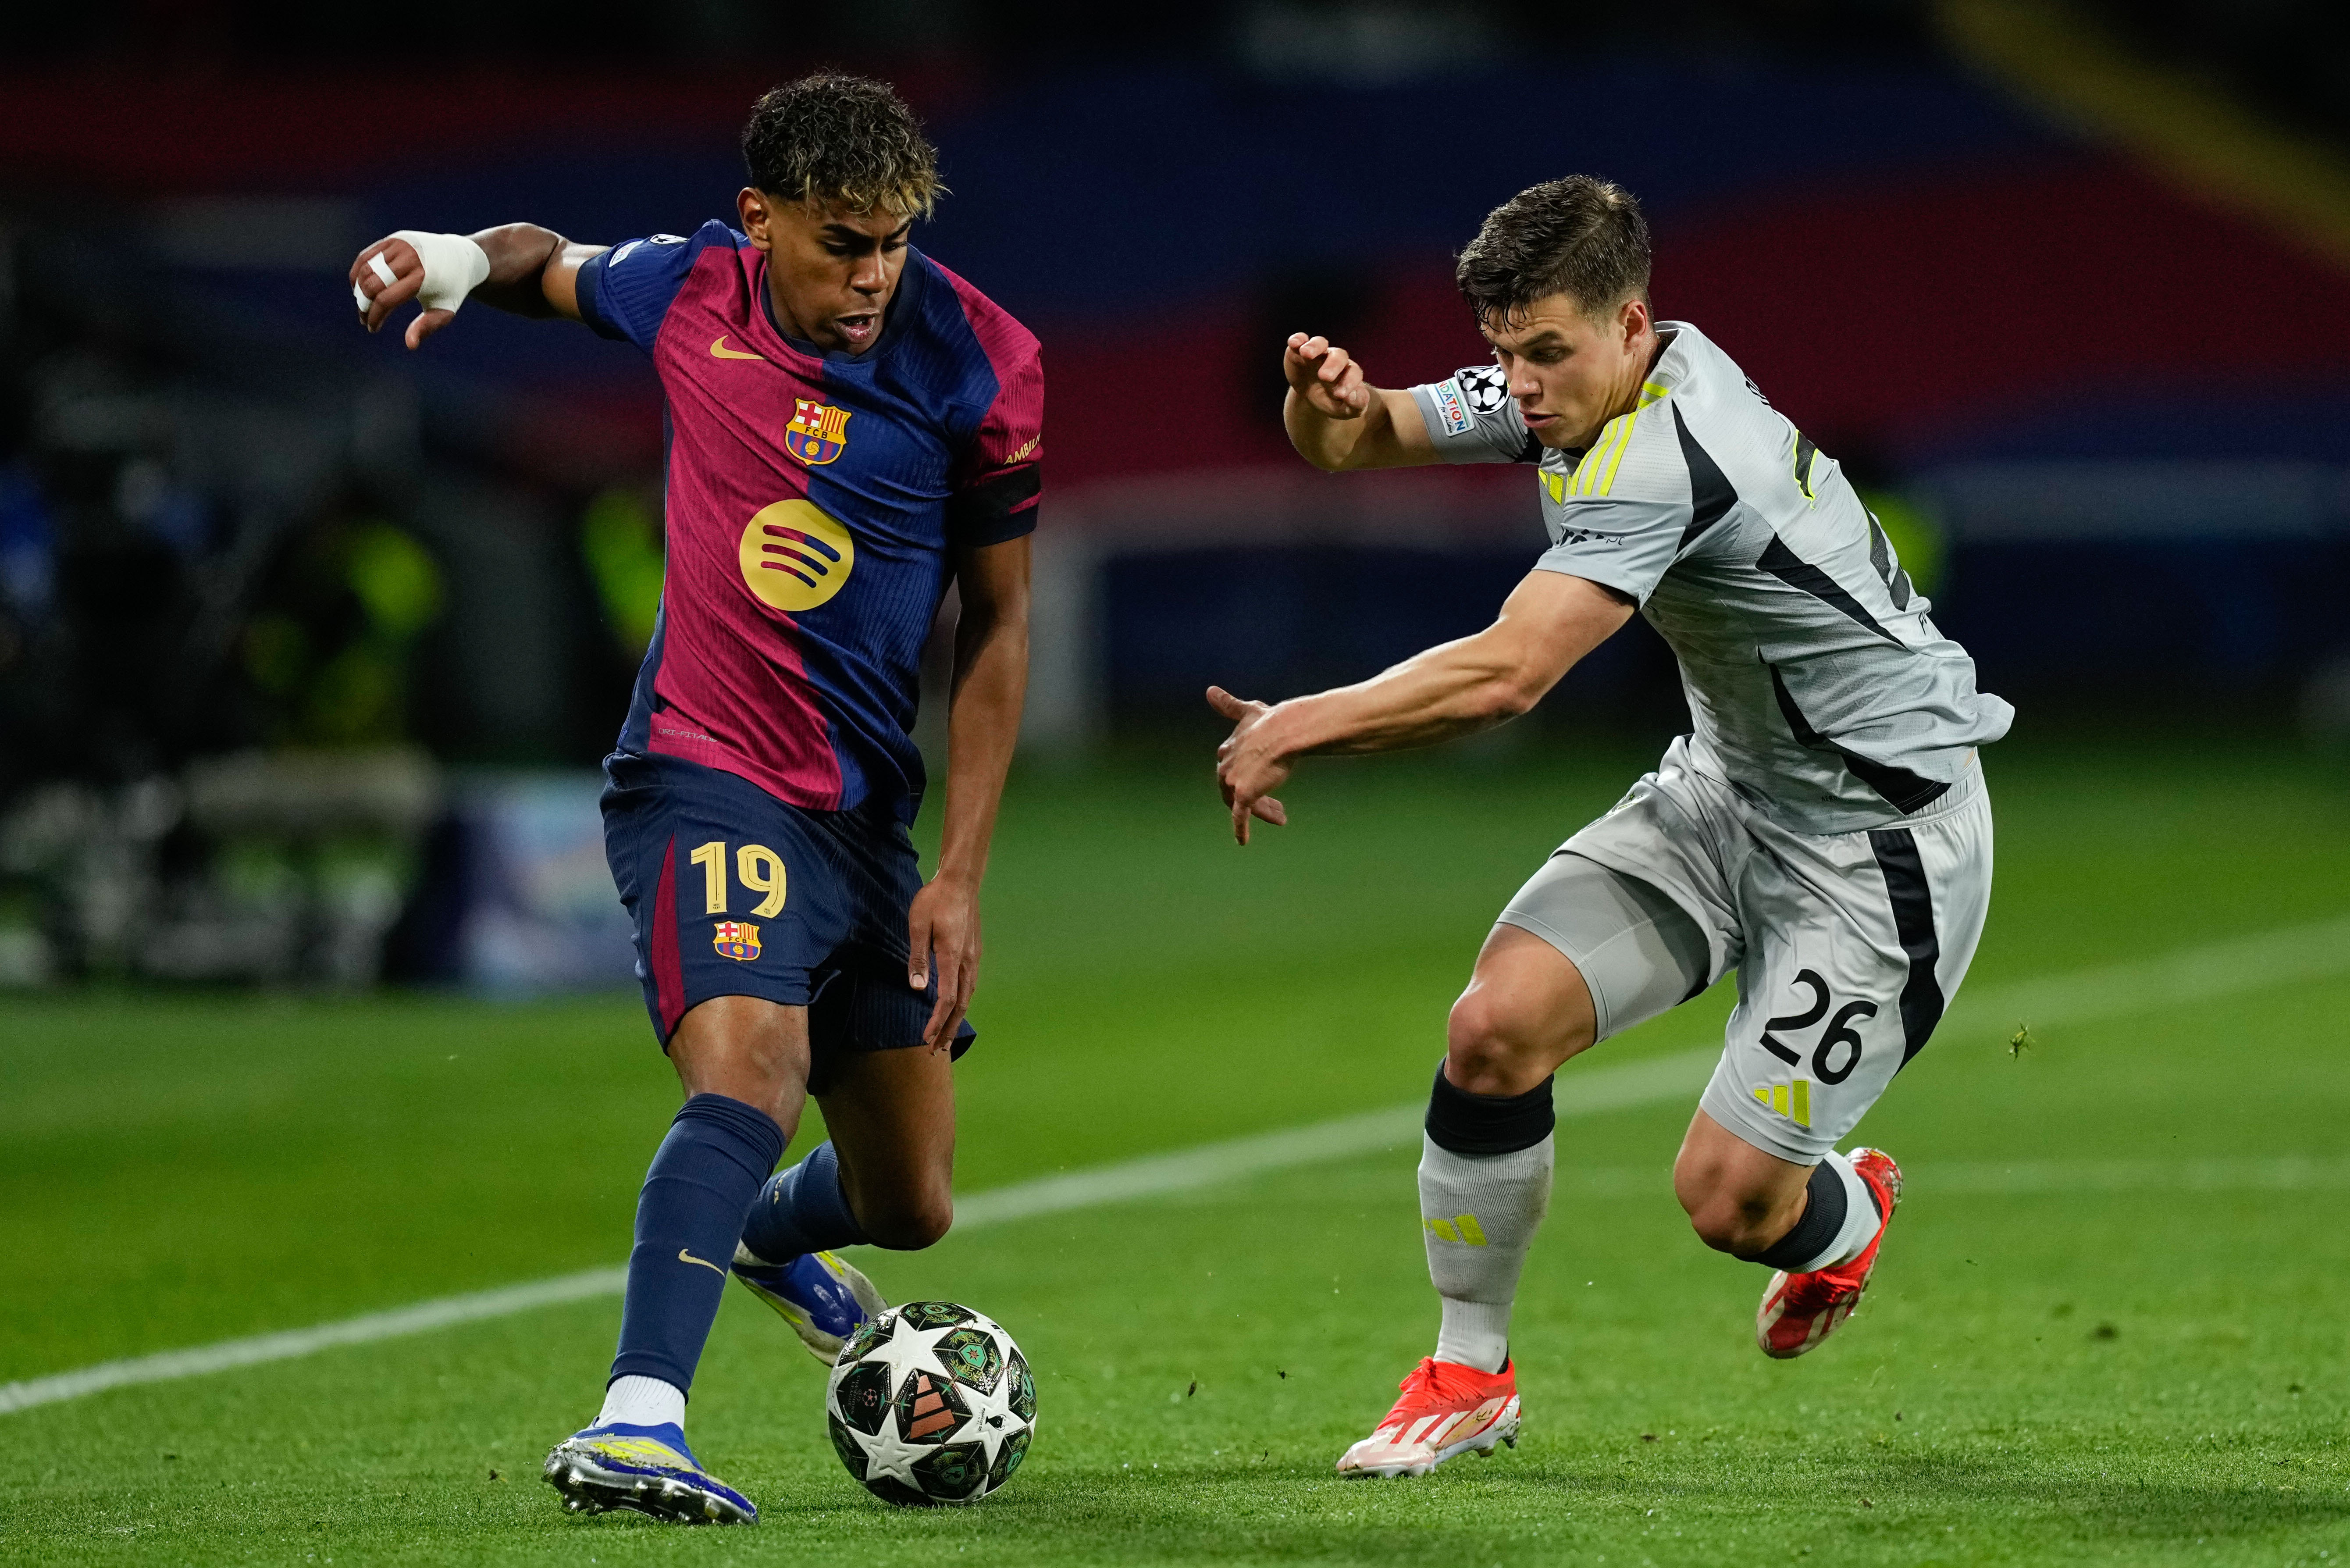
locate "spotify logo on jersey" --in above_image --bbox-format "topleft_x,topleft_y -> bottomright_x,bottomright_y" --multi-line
738,500 -> 856,613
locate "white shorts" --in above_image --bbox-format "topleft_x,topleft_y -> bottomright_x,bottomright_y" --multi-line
1497,736 -> 1993,1163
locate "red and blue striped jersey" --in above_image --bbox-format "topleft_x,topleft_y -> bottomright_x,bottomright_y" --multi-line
578,221 -> 1043,823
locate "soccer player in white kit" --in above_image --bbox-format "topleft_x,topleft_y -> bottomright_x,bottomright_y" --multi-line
1208,176 -> 2012,1478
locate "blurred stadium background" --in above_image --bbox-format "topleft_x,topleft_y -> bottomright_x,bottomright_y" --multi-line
9,3 -> 2350,1562
1,0 -> 2346,993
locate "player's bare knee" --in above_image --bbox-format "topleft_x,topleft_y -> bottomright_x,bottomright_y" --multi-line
872,1207 -> 952,1250
1681,1184 -> 1791,1257
1673,1155 -> 1755,1251
1686,1205 -> 1758,1256
1444,992 -> 1543,1097
1446,934 -> 1596,1097
670,998 -> 810,1126
860,1189 -> 954,1250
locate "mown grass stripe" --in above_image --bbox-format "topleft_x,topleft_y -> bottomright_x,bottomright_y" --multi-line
4,913 -> 2344,1417
1539,1156 -> 2350,1199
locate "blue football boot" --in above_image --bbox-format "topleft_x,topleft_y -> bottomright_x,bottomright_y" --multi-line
730,1244 -> 886,1363
542,1422 -> 756,1525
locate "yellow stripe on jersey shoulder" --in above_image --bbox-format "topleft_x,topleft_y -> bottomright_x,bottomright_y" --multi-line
1552,388 -> 1666,502
1571,407 -> 1642,498
1595,410 -> 1640,494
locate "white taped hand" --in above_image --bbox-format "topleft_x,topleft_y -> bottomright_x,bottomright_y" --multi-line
352,231 -> 492,318
399,230 -> 492,313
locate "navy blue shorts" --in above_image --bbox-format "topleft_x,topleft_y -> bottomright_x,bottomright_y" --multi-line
601,751 -> 975,1082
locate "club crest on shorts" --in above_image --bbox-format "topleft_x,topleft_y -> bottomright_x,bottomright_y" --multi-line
713,921 -> 762,961
786,399 -> 852,466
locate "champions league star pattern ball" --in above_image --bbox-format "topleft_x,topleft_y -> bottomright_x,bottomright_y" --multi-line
825,1301 -> 1036,1505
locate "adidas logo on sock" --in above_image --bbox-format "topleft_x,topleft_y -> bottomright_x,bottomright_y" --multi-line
1423,1214 -> 1488,1246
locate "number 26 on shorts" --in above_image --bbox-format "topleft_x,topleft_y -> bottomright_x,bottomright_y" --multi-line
1759,969 -> 1875,1086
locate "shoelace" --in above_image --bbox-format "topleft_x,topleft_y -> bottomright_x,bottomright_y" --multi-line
1394,1356 -> 1502,1409
1778,1226 -> 1883,1310
1777,1265 -> 1855,1312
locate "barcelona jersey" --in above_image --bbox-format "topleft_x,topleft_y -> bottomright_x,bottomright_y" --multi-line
577,221 -> 1043,823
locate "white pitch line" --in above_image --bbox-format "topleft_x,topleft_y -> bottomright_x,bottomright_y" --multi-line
1957,913 -> 2350,1032
1923,1155 -> 2350,1195
4,912 -> 2346,1418
0,1048 -> 1713,1418
954,1044 -> 1723,1230
0,1269 -> 629,1417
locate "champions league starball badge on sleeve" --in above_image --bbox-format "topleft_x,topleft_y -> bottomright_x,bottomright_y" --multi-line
1456,363 -> 1510,414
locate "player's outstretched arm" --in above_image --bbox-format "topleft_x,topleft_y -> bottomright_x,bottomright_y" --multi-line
906,535 -> 1033,1049
350,225 -> 605,349
1209,570 -> 1634,844
1282,333 -> 1439,472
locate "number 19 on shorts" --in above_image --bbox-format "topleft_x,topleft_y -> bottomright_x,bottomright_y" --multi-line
687,840 -> 787,917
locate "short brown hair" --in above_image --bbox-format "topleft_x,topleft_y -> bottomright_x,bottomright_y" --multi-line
741,73 -> 944,219
1455,176 -> 1650,327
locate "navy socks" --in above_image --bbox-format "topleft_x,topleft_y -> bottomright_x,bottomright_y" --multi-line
739,1141 -> 869,1265
609,1094 -> 784,1393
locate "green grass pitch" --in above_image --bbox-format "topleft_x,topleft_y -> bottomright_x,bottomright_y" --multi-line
4,737 -> 2348,1565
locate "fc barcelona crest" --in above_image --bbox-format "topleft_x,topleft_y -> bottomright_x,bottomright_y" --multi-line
713,921 -> 762,962
785,399 -> 852,467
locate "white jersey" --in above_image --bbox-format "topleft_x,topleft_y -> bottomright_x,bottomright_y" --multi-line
1410,321 -> 2013,834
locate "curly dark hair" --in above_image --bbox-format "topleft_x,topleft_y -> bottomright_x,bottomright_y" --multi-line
1455,176 -> 1650,327
741,73 -> 944,218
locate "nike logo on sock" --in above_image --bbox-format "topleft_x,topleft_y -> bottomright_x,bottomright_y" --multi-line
678,1248 -> 726,1275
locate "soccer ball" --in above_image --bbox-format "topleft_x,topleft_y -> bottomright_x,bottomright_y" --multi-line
824,1301 -> 1036,1505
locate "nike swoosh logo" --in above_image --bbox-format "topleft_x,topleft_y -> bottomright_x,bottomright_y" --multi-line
709,335 -> 765,361
678,1248 -> 726,1275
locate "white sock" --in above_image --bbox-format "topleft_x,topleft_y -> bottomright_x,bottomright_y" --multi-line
1436,1298 -> 1515,1372
1807,1149 -> 1882,1272
1419,1133 -> 1554,1374
595,1375 -> 686,1430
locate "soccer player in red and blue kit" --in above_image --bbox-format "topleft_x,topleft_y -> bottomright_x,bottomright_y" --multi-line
350,75 -> 1040,1524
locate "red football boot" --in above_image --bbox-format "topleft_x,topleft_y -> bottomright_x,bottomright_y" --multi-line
1335,1356 -> 1521,1478
1755,1147 -> 1903,1360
